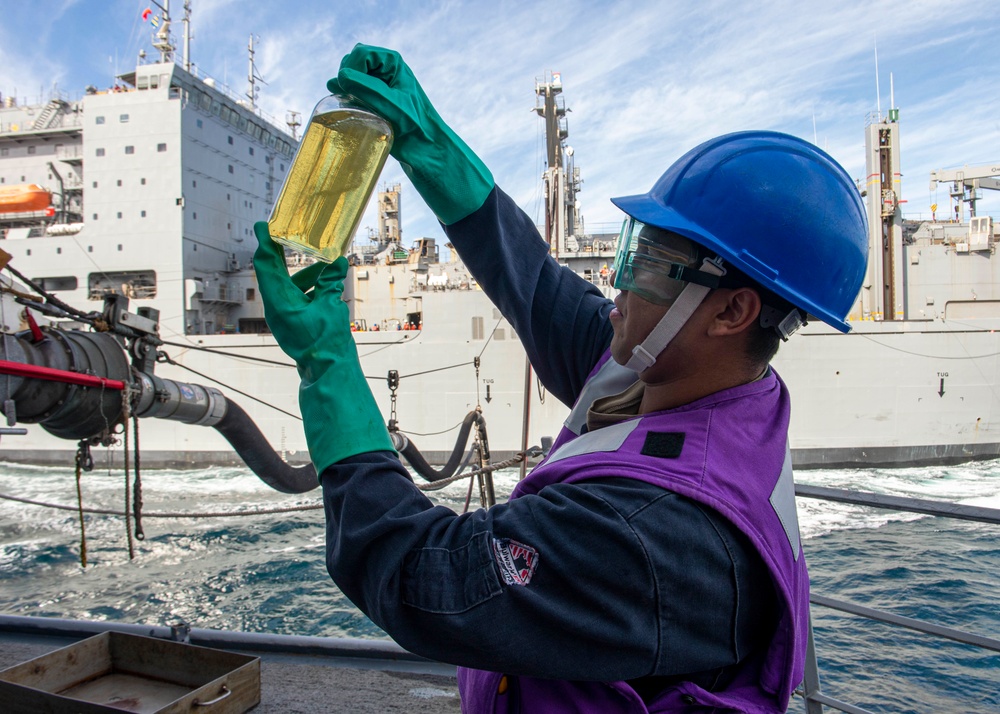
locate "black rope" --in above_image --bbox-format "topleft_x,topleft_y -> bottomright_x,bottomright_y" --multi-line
158,352 -> 302,420
123,412 -> 135,559
3,263 -> 98,323
73,442 -> 89,568
158,339 -> 297,367
132,412 -> 144,540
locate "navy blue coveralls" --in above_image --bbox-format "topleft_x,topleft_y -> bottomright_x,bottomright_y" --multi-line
321,187 -> 778,696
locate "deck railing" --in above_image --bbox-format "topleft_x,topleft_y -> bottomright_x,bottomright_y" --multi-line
793,485 -> 1000,713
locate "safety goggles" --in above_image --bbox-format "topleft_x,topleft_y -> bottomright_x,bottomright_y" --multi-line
610,218 -> 722,305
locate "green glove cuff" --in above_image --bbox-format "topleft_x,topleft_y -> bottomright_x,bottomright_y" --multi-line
299,363 -> 396,476
252,221 -> 396,478
396,138 -> 493,226
330,46 -> 495,225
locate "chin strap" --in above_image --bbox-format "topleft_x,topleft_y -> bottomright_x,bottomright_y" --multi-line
624,257 -> 727,373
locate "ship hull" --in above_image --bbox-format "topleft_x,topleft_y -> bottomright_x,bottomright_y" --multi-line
2,274 -> 998,471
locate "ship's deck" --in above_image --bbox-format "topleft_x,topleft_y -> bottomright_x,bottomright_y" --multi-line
0,618 -> 460,712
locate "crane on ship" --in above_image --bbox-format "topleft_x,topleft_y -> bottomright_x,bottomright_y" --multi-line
929,162 -> 1000,222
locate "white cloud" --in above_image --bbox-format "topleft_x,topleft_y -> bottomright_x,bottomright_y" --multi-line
3,0 -> 998,235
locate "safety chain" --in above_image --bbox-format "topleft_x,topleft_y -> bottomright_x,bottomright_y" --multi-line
386,370 -> 400,431
74,440 -> 91,568
474,356 -> 482,409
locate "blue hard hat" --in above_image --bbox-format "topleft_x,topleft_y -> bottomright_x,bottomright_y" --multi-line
611,131 -> 869,332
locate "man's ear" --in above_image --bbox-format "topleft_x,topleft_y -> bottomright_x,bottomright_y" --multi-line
706,287 -> 762,337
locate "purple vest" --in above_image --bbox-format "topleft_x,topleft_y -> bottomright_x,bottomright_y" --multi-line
458,354 -> 809,713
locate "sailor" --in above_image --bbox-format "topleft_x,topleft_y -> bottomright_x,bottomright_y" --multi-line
252,45 -> 868,713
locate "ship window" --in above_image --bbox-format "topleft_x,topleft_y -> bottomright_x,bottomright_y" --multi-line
0,148 -> 7,156
95,116 -> 105,125
197,118 -> 203,128
27,146 -> 35,155
117,212 -> 122,219
92,181 -> 98,188
125,146 -> 135,155
117,179 -> 122,186
141,178 -> 146,185
193,180 -> 197,188
118,244 -> 123,251
158,143 -> 167,152
88,270 -> 156,300
33,276 -> 77,292
239,116 -> 248,131
120,114 -> 129,123
26,249 -> 31,256
211,100 -> 221,116
228,165 -> 234,174
228,135 -> 234,145
56,247 -> 62,254
200,94 -> 211,111
96,148 -> 105,157
137,76 -> 148,90
93,214 -> 98,220
149,75 -> 159,89
238,318 -> 270,334
88,246 -> 93,252
248,147 -> 254,156
246,288 -> 255,301
472,316 -> 484,340
141,211 -> 146,217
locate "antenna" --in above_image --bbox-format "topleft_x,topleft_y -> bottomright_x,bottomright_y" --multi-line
247,35 -> 268,109
874,32 -> 881,117
182,0 -> 192,72
286,111 -> 302,141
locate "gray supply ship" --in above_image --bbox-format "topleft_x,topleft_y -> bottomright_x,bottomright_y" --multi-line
1,9 -> 999,714
0,9 -> 998,473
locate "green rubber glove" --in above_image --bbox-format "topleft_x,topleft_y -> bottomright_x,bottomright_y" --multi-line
253,222 -> 395,476
330,44 -> 494,225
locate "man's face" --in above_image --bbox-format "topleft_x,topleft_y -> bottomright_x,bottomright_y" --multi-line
608,227 -> 701,367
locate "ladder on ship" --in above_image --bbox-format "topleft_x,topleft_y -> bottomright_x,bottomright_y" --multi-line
32,99 -> 67,131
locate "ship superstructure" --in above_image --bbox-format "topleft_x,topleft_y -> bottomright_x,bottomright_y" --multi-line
1,22 -> 999,469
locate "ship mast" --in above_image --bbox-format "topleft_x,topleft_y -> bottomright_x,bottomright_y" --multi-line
863,106 -> 904,321
148,1 -> 176,64
182,1 -> 192,72
246,35 -> 261,109
534,72 -> 582,256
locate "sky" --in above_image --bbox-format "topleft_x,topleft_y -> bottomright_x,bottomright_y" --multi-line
2,0 -> 998,243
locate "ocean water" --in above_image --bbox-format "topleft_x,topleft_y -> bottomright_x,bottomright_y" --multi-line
1,458 -> 998,713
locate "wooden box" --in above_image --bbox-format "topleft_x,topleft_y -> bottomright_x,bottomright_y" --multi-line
0,631 -> 260,713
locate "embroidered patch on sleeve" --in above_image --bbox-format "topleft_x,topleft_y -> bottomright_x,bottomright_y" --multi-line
492,537 -> 539,586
